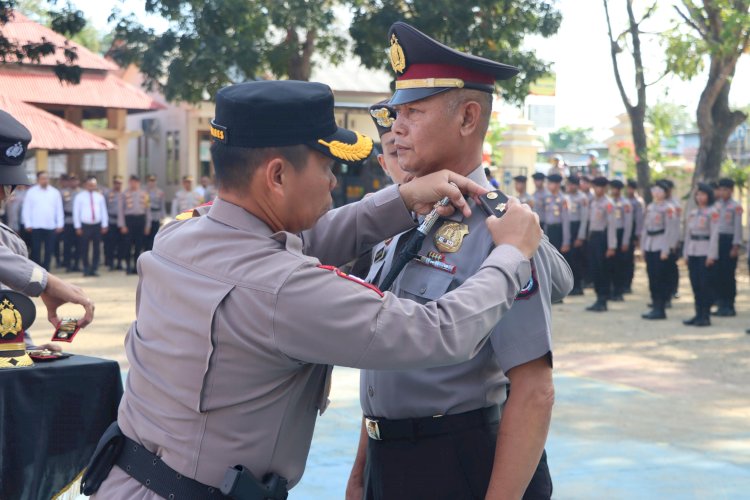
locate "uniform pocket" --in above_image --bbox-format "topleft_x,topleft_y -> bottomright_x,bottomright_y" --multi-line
398,262 -> 455,304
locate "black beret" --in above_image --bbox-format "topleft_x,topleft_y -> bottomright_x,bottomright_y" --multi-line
580,175 -> 592,182
369,100 -> 397,137
653,180 -> 670,191
696,182 -> 713,196
718,177 -> 735,188
709,181 -> 719,189
567,175 -> 580,185
547,174 -> 563,183
663,179 -> 675,189
0,110 -> 32,186
531,172 -> 546,181
610,179 -> 624,189
626,179 -> 638,189
592,176 -> 609,187
513,175 -> 527,182
129,175 -> 140,182
211,81 -> 373,164
387,22 -> 519,106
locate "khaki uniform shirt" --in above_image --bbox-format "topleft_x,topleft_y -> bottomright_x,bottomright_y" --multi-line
104,189 -> 122,225
587,195 -> 617,249
148,188 -> 166,221
612,196 -> 634,243
360,167 -> 573,420
532,188 -> 548,224
96,186 -> 533,497
683,207 -> 720,260
627,195 -> 645,240
117,189 -> 152,228
172,189 -> 204,217
715,198 -> 743,245
61,187 -> 79,225
0,223 -> 47,296
641,201 -> 677,255
566,191 -> 589,241
542,192 -> 571,246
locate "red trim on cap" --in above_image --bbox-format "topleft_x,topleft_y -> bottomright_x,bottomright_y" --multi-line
398,63 -> 495,85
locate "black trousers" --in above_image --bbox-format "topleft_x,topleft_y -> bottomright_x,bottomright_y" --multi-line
625,234 -> 636,289
62,222 -> 79,269
565,221 -> 584,291
667,248 -> 679,296
104,221 -> 121,267
544,223 -> 563,251
688,255 -> 713,318
612,228 -> 627,295
79,223 -> 102,273
30,228 -> 56,271
588,231 -> 611,301
645,250 -> 670,307
714,234 -> 738,307
122,215 -> 146,270
364,425 -> 552,500
144,219 -> 160,251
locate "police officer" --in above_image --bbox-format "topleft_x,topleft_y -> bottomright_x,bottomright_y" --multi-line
60,173 -> 81,272
118,175 -> 151,275
663,179 -> 682,303
641,181 -> 678,320
83,79 -> 543,499
0,110 -> 95,328
532,172 -> 547,223
609,179 -> 633,301
171,175 -> 204,217
579,175 -> 595,288
683,183 -> 719,327
144,174 -> 165,251
624,179 -> 644,293
565,175 -> 588,295
585,177 -> 617,312
348,23 -> 571,500
543,173 -> 570,254
713,178 -> 742,316
103,176 -> 124,270
514,174 -> 533,206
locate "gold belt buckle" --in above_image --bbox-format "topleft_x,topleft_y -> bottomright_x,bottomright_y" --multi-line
365,418 -> 381,440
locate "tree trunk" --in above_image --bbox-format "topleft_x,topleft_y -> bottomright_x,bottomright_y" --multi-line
287,29 -> 315,81
630,109 -> 652,202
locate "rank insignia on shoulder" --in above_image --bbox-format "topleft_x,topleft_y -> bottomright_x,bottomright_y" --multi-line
435,222 -> 470,253
478,190 -> 509,218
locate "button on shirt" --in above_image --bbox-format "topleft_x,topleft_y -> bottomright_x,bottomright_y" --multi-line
73,190 -> 108,229
21,185 -> 63,230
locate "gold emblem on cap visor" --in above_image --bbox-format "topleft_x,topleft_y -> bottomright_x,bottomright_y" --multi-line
389,34 -> 406,73
318,132 -> 373,162
370,107 -> 395,128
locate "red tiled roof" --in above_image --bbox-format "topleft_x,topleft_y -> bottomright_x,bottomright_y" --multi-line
0,95 -> 115,151
0,69 -> 163,111
1,11 -> 118,71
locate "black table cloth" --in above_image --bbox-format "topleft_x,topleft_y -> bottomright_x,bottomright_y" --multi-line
0,354 -> 123,500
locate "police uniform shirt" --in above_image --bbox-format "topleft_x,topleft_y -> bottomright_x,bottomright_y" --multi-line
641,201 -> 678,255
104,189 -> 122,225
627,195 -> 645,239
566,191 -> 589,241
117,189 -> 152,228
0,223 -> 47,296
360,166 -> 573,420
61,186 -> 79,225
683,207 -> 720,259
517,192 -> 533,206
587,195 -> 617,249
171,189 -> 204,217
532,188 -> 548,224
715,198 -> 743,245
612,196 -> 634,243
148,187 -> 166,221
543,192 -> 571,246
99,185 -> 535,497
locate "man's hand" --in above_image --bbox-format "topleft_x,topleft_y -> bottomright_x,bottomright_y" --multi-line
144,227 -> 151,236
606,249 -> 615,258
621,243 -> 629,252
560,244 -> 570,254
574,239 -> 584,248
398,169 -> 489,218
40,273 -> 94,328
25,227 -> 32,233
75,229 -> 83,237
55,228 -> 63,234
730,246 -> 739,259
706,258 -> 715,267
660,251 -> 669,261
101,227 -> 108,235
33,342 -> 62,353
486,198 -> 541,259
120,226 -> 128,235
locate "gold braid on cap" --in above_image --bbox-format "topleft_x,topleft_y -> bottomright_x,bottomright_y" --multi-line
318,132 -> 373,162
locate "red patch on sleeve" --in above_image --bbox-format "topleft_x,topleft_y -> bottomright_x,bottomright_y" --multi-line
317,265 -> 384,297
736,205 -> 744,214
606,203 -> 613,213
712,211 -> 720,221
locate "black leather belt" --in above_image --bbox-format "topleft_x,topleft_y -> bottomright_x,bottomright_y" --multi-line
365,406 -> 499,442
647,229 -> 665,236
690,235 -> 710,241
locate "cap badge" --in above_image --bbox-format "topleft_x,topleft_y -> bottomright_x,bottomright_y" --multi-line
318,132 -> 373,163
5,142 -> 24,159
370,107 -> 395,128
434,222 -> 470,253
389,34 -> 406,74
0,298 -> 23,338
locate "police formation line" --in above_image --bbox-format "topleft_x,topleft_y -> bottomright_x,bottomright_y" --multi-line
514,172 -> 744,327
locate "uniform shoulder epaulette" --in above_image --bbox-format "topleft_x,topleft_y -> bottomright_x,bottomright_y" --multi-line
175,201 -> 214,221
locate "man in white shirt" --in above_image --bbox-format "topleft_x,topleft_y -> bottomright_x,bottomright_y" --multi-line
74,176 -> 108,277
22,171 -> 63,270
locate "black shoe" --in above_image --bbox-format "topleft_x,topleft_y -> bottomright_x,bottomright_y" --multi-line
642,309 -> 666,320
90,271 -> 100,277
586,301 -> 607,312
115,264 -> 124,271
623,287 -> 633,294
665,300 -> 672,309
610,294 -> 624,302
569,288 -> 584,296
683,317 -> 697,326
714,308 -> 736,317
126,268 -> 137,275
69,266 -> 81,272
694,317 -> 711,327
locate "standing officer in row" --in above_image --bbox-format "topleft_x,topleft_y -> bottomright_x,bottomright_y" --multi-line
641,181 -> 678,320
514,174 -> 533,206
713,177 -> 742,317
60,173 -> 81,272
347,22 -> 572,500
104,176 -> 124,271
82,79 -> 543,499
145,174 -> 165,251
609,179 -> 633,301
565,175 -> 588,295
683,183 -> 719,327
542,173 -> 570,254
118,175 -> 151,275
532,172 -> 547,223
585,177 -> 617,312
171,175 -> 204,217
624,179 -> 644,293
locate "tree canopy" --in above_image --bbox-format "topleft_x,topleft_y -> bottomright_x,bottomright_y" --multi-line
547,126 -> 593,153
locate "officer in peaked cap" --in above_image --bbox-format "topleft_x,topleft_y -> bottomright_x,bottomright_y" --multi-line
0,110 -> 94,332
83,79 -> 544,499
347,22 -> 572,500
369,100 -> 407,185
513,174 -> 533,206
531,171 -> 549,223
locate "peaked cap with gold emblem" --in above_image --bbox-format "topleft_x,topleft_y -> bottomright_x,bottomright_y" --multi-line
210,80 -> 373,164
387,22 -> 519,106
0,291 -> 36,368
368,100 -> 397,137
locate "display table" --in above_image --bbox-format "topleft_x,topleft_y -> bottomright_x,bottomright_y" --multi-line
0,355 -> 123,500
